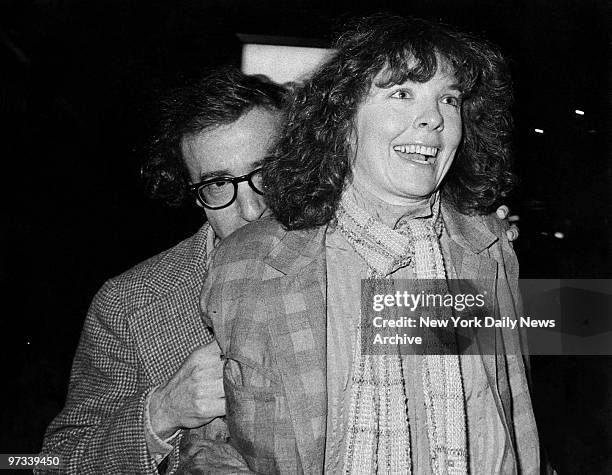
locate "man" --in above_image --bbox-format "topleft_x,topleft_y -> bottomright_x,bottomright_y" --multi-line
40,67 -> 285,474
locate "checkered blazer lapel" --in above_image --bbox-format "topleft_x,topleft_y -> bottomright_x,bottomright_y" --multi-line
128,281 -> 214,385
127,224 -> 214,385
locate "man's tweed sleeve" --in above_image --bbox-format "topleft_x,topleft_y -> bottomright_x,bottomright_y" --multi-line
39,279 -> 180,474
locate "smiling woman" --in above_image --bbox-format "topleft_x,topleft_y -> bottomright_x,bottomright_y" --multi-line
263,14 -> 515,230
201,13 -> 545,475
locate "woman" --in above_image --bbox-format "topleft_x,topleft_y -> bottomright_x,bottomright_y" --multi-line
202,14 -> 540,474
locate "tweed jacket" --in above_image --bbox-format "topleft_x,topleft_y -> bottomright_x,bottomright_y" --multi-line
202,204 -> 541,474
41,224 -> 215,474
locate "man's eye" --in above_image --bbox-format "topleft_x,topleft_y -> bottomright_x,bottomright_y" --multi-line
391,89 -> 411,100
205,181 -> 231,193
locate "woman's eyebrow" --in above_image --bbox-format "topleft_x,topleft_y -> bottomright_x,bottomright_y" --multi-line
448,83 -> 464,94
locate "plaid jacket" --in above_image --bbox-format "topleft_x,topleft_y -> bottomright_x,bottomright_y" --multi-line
41,224 -> 215,474
202,203 -> 541,475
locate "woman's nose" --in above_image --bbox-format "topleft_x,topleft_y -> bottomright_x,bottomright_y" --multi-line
236,183 -> 267,222
413,103 -> 444,131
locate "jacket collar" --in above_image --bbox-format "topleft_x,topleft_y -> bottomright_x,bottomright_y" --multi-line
263,223 -> 328,275
262,200 -> 498,276
144,222 -> 211,294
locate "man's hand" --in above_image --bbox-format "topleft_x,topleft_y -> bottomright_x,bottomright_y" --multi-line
496,205 -> 520,242
149,343 -> 225,439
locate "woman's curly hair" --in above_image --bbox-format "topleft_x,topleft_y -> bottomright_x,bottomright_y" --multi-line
263,13 -> 515,229
142,66 -> 286,207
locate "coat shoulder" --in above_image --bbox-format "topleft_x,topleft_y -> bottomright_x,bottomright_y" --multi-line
481,211 -> 510,240
105,225 -> 210,314
479,211 -> 519,276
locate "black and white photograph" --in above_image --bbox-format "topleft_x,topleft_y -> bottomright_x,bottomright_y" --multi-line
1,1 -> 610,473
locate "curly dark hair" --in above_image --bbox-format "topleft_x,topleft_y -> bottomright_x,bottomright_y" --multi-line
142,66 -> 287,207
263,13 -> 515,230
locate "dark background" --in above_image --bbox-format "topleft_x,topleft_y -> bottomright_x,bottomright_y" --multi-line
1,0 -> 610,473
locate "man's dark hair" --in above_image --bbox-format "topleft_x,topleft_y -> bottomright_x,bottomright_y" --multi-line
142,66 -> 286,206
263,14 -> 515,230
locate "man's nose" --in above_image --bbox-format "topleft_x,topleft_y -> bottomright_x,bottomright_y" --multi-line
412,102 -> 444,131
236,183 -> 267,222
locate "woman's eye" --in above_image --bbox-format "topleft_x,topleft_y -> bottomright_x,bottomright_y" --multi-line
391,89 -> 411,100
442,96 -> 461,108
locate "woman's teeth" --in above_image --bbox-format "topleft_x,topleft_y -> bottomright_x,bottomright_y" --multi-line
393,144 -> 439,156
393,144 -> 439,163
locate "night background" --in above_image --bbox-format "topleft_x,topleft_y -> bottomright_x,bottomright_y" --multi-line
1,0 -> 610,473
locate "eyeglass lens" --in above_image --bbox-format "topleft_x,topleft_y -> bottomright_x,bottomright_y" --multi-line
198,169 -> 263,208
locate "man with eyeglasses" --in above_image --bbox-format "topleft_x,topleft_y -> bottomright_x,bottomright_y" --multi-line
40,67 -> 284,474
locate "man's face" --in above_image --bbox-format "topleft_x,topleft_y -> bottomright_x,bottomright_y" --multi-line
351,65 -> 463,205
182,107 -> 281,240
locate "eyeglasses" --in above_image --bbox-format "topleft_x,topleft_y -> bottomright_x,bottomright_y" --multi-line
187,168 -> 264,210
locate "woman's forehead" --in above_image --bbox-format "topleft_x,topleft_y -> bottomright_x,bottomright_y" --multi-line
370,59 -> 457,88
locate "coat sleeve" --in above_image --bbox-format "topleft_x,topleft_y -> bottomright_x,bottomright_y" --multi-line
39,279 -> 181,474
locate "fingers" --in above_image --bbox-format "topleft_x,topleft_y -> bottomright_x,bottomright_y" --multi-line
496,205 -> 510,219
496,206 -> 520,242
156,341 -> 227,431
208,376 -> 225,399
205,394 -> 226,419
190,343 -> 224,373
506,224 -> 519,242
194,375 -> 226,422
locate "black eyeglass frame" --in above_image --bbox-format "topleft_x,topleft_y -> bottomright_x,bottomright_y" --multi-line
187,167 -> 264,210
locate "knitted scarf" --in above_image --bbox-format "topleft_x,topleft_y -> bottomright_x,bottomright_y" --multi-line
337,194 -> 468,475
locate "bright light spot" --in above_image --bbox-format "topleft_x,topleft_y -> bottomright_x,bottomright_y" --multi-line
575,109 -> 585,115
534,128 -> 544,134
242,44 -> 333,83
554,232 -> 565,239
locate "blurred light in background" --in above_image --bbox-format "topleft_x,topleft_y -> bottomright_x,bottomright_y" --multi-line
241,42 -> 332,83
575,109 -> 585,115
534,128 -> 544,134
554,232 -> 565,239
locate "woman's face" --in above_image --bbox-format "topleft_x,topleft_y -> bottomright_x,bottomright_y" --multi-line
351,66 -> 463,206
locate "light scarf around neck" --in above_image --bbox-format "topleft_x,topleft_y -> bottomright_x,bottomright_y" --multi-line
337,191 -> 468,475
